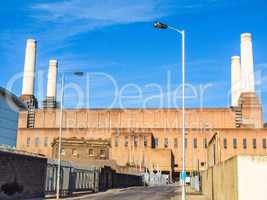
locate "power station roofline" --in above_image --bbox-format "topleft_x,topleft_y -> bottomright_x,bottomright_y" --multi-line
35,107 -> 234,111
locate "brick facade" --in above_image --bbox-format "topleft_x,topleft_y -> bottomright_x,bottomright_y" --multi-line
16,92 -> 267,176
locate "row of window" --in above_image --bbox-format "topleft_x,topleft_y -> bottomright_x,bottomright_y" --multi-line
154,138 -> 207,149
114,136 -> 148,147
27,136 -> 267,150
61,148 -> 106,157
153,137 -> 267,150
223,138 -> 267,149
114,137 -> 208,149
26,137 -> 48,147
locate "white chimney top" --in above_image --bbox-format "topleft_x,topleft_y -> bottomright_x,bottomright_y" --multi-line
21,39 -> 37,96
240,32 -> 255,93
46,59 -> 58,99
231,56 -> 242,107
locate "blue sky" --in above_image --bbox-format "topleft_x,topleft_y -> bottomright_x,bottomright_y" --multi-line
1,0 -> 267,120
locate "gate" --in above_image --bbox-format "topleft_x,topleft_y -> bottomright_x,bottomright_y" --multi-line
144,169 -> 170,186
45,161 -> 99,197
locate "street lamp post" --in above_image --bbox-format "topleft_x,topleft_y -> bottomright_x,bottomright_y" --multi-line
56,73 -> 64,200
154,21 -> 186,200
56,72 -> 84,199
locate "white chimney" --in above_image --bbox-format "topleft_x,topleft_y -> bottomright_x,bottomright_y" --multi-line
240,33 -> 255,93
231,56 -> 242,107
22,39 -> 37,95
46,60 -> 58,99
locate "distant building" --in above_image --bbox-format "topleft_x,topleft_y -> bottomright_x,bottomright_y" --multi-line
0,87 -> 26,147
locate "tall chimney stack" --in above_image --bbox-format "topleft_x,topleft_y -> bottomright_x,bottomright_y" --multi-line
231,56 -> 242,107
22,39 -> 37,96
46,60 -> 58,99
43,59 -> 58,108
240,33 -> 255,93
20,39 -> 38,128
238,33 -> 263,128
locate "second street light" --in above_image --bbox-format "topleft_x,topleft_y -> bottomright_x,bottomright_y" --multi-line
56,71 -> 84,199
154,21 -> 186,200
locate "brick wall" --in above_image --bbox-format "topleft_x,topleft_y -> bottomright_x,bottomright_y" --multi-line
0,150 -> 47,200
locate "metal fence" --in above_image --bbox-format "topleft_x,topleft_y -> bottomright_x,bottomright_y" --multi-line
45,160 -> 143,197
45,161 -> 99,197
144,170 -> 170,186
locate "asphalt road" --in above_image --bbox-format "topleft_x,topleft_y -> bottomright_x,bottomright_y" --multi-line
71,185 -> 179,200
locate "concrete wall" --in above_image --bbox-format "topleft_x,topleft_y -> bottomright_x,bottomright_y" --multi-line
237,156 -> 267,200
0,150 -> 47,200
201,156 -> 238,200
201,155 -> 267,200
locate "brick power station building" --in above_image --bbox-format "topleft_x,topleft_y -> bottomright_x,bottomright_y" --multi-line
16,33 -> 267,180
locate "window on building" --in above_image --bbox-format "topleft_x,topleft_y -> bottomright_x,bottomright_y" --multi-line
114,136 -> 119,147
144,136 -> 148,147
243,138 -> 247,149
233,138 -> 237,149
125,136 -> 129,147
72,149 -> 78,156
26,137 -> 31,147
61,148 -> 65,155
203,138 -> 207,149
88,149 -> 94,156
223,138 -> 227,149
164,138 -> 168,148
263,138 -> 267,149
154,138 -> 158,148
253,138 -> 257,149
174,138 -> 178,148
100,149 -> 106,158
44,137 -> 48,147
193,138 -> 197,149
115,128 -> 120,134
185,138 -> 187,149
35,137 -> 40,147
134,136 -> 138,147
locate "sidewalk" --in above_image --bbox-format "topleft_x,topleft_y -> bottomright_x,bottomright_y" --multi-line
172,186 -> 210,200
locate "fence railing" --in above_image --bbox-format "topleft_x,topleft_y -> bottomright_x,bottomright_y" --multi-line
143,171 -> 170,186
45,161 -> 100,197
45,160 -> 143,197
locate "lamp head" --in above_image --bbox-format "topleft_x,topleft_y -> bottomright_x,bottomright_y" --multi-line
73,71 -> 84,76
153,21 -> 168,29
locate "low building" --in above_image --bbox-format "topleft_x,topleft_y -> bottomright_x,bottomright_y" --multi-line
51,134 -> 174,176
207,129 -> 267,167
0,87 -> 26,147
51,137 -> 110,161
